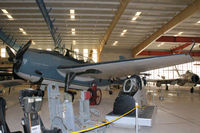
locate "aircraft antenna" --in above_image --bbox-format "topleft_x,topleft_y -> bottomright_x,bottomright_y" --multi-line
36,0 -> 64,53
0,29 -> 21,51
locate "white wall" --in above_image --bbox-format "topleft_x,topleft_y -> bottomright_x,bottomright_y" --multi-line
100,48 -> 132,61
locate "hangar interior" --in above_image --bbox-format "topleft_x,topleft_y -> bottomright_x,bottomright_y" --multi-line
0,0 -> 200,133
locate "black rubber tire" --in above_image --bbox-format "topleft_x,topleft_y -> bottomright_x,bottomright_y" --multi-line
166,85 -> 169,91
113,94 -> 135,115
87,88 -> 102,105
190,87 -> 194,93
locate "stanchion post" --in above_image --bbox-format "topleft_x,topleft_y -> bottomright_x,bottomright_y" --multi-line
135,102 -> 139,133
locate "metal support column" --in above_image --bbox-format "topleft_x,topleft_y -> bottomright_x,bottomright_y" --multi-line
47,82 -> 75,132
135,103 -> 139,133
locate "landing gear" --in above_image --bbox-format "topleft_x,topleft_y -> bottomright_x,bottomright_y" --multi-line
190,87 -> 194,93
88,84 -> 102,105
165,85 -> 169,91
95,89 -> 102,105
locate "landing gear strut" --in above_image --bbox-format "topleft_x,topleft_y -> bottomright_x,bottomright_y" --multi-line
190,87 -> 194,93
165,84 -> 169,91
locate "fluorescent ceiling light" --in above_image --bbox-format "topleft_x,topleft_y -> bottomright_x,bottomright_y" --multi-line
22,31 -> 27,35
197,20 -> 200,24
19,28 -> 24,31
70,15 -> 75,19
71,28 -> 75,35
123,29 -> 127,33
135,12 -> 142,16
113,41 -> 118,46
38,48 -> 42,50
7,14 -> 13,19
71,28 -> 75,32
131,12 -> 142,22
120,29 -> 127,36
70,9 -> 75,14
70,9 -> 75,20
73,40 -> 76,45
1,9 -> 14,20
132,16 -> 137,21
178,32 -> 183,35
1,9 -> 8,14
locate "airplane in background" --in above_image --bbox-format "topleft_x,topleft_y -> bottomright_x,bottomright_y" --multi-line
148,67 -> 200,93
0,39 -> 194,96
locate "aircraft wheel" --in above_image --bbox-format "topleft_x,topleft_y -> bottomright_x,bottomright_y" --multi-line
87,88 -> 102,105
95,89 -> 102,105
190,87 -> 194,93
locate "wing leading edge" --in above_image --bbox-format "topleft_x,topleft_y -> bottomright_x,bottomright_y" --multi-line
57,54 -> 193,79
0,79 -> 27,88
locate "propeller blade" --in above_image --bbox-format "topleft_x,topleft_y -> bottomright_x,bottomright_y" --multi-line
16,40 -> 32,59
6,46 -> 15,62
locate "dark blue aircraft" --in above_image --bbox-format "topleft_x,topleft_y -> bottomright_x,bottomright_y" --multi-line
0,40 -> 193,92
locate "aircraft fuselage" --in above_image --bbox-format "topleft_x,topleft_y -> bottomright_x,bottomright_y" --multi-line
15,49 -> 111,89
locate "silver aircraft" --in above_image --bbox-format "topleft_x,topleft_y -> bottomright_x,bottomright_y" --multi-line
148,68 -> 199,93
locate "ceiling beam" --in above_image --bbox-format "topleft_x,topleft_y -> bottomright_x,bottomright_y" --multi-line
157,36 -> 200,43
132,0 -> 200,57
98,0 -> 131,57
0,0 -> 119,5
171,42 -> 192,53
139,50 -> 200,57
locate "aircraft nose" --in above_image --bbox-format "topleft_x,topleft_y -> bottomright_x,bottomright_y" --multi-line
191,74 -> 199,83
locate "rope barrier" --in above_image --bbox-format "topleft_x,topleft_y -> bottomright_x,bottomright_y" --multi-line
72,105 -> 140,133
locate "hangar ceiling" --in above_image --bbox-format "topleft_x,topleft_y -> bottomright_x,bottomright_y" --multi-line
0,0 -> 200,61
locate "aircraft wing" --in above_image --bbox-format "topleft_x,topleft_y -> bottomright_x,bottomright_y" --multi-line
0,79 -> 27,88
57,54 -> 193,79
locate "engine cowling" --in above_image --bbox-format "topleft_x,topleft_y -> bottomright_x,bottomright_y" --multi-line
177,80 -> 185,86
123,75 -> 143,96
191,74 -> 199,83
156,82 -> 161,87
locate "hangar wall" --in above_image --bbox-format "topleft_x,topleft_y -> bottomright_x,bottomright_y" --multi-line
100,48 -> 132,61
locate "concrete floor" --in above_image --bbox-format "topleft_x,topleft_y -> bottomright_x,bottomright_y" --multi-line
1,85 -> 200,133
